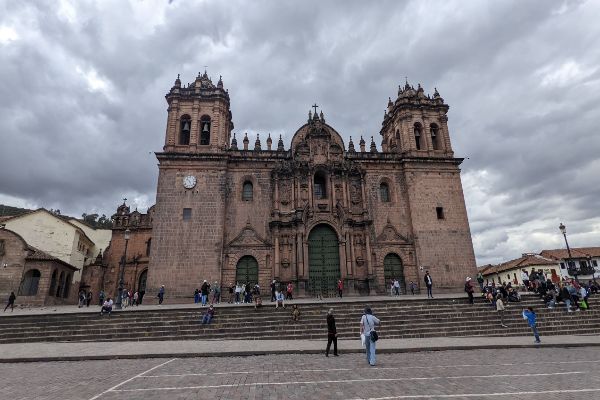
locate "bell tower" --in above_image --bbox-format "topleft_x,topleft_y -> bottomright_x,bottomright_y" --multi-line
163,71 -> 234,152
380,81 -> 453,157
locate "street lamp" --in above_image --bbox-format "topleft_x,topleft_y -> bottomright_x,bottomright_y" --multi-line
115,229 -> 130,310
559,222 -> 576,282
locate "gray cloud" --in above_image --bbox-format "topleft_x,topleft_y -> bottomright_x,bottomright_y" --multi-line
0,0 -> 598,265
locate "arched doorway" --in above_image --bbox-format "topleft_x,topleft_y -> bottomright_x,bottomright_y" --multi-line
236,256 -> 259,285
308,224 -> 340,297
384,253 -> 405,294
138,269 -> 148,293
19,269 -> 41,296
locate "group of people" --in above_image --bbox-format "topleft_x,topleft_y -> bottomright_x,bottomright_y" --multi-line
463,270 -> 599,342
389,279 -> 419,296
194,280 -> 221,306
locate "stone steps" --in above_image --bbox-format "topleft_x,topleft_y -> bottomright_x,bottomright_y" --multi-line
0,296 -> 595,344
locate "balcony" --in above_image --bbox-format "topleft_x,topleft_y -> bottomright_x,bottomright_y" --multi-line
567,265 -> 596,276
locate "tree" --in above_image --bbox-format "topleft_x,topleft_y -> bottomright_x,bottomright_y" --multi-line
81,213 -> 113,229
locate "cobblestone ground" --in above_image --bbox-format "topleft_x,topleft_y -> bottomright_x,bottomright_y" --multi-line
2,347 -> 600,400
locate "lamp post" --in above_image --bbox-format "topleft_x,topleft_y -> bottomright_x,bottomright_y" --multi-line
559,222 -> 576,282
115,229 -> 130,310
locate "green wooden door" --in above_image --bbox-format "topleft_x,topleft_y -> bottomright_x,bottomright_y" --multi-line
236,256 -> 259,285
384,253 -> 405,294
308,225 -> 340,297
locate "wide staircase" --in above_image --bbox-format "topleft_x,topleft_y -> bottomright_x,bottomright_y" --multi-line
0,295 -> 597,344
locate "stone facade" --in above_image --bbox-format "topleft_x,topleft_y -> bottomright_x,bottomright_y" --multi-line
80,203 -> 153,301
145,72 -> 477,301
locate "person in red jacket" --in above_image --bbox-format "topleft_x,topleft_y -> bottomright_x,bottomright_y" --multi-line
337,279 -> 343,298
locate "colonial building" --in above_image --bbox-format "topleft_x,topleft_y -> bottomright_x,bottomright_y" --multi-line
0,227 -> 79,305
480,247 -> 600,285
1,208 -> 110,299
80,203 -> 153,300
143,72 -> 477,300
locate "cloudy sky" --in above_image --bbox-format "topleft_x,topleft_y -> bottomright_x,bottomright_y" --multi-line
1,0 -> 598,265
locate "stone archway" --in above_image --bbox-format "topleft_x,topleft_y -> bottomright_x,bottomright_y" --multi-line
236,256 -> 259,285
20,269 -> 41,296
384,253 -> 405,294
308,224 -> 340,297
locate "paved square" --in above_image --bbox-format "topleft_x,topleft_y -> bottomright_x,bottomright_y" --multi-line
2,347 -> 600,399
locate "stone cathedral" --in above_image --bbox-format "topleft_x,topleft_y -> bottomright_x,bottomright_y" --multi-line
145,71 -> 477,300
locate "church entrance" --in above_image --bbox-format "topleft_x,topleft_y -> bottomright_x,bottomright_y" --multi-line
236,255 -> 259,285
384,253 -> 405,294
138,269 -> 148,293
308,224 -> 340,297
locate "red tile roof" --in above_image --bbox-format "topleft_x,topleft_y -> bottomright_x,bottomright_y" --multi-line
481,254 -> 557,276
539,247 -> 600,260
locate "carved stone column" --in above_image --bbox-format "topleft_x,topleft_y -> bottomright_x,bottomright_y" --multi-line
274,177 -> 280,211
274,233 -> 280,280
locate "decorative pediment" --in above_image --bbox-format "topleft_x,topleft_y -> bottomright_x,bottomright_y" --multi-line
227,223 -> 271,248
377,224 -> 410,244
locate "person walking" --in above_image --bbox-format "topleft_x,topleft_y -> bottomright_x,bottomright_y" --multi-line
98,290 -> 105,307
496,294 -> 508,328
157,285 -> 165,305
522,306 -> 541,344
4,292 -> 16,312
122,290 -> 129,308
409,281 -> 417,295
337,279 -> 344,298
325,308 -> 338,357
424,271 -> 433,298
86,291 -> 92,307
360,306 -> 380,366
393,279 -> 400,296
78,290 -> 86,308
133,291 -> 139,306
465,277 -> 474,304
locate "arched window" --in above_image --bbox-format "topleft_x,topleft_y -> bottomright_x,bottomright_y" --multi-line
179,115 -> 191,145
395,129 -> 400,140
380,182 -> 390,202
200,115 -> 211,145
242,181 -> 253,201
430,123 -> 439,150
314,172 -> 327,199
19,269 -> 41,296
414,123 -> 422,150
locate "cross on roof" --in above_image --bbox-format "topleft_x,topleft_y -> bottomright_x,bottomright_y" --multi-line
312,103 -> 319,114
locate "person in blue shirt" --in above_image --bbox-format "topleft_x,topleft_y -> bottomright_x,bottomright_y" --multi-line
522,306 -> 540,343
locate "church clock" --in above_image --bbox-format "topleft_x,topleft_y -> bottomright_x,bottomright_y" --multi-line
182,175 -> 197,189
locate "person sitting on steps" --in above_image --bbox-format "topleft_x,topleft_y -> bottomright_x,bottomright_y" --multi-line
291,304 -> 300,321
202,305 -> 215,324
100,297 -> 113,316
275,291 -> 285,309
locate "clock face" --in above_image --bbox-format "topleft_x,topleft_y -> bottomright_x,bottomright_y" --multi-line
183,175 -> 197,189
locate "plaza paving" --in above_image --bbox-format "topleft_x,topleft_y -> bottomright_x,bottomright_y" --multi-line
2,347 -> 600,399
